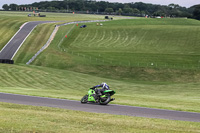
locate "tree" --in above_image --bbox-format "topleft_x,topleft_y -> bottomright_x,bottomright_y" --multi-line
168,3 -> 181,9
153,10 -> 165,16
193,5 -> 200,20
118,8 -> 122,15
132,8 -> 140,14
97,1 -> 109,12
105,8 -> 113,14
12,0 -> 192,17
123,8 -> 133,14
140,10 -> 146,16
47,7 -> 56,11
2,4 -> 9,11
10,4 -> 18,11
132,2 -> 148,11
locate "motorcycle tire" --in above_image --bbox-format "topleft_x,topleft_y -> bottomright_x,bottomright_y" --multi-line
81,95 -> 88,103
99,94 -> 111,105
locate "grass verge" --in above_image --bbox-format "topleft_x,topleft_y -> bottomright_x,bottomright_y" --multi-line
0,102 -> 200,133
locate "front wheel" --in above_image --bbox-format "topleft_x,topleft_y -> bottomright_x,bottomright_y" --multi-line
99,95 -> 111,105
81,95 -> 88,103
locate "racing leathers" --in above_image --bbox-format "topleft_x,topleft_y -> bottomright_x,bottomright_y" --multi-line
90,83 -> 110,96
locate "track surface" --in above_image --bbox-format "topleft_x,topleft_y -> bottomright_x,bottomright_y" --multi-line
0,21 -> 56,60
0,93 -> 200,122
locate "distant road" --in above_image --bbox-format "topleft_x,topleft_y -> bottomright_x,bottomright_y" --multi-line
0,20 -> 106,61
0,21 -> 57,60
0,93 -> 200,122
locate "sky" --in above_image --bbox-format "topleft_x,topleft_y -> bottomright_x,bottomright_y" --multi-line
0,0 -> 199,9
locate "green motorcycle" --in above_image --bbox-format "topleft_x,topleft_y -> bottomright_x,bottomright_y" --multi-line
81,88 -> 116,105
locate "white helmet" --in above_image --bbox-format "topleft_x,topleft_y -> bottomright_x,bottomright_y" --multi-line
101,82 -> 109,89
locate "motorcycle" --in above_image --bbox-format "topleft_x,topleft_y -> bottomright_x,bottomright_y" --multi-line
81,88 -> 116,105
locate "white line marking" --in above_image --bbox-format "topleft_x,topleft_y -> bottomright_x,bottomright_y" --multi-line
0,22 -> 28,54
11,24 -> 37,60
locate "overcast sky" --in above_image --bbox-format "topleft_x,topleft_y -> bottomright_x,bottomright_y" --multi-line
0,0 -> 199,9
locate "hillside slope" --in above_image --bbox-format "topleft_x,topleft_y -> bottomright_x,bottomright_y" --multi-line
14,18 -> 200,82
0,64 -> 200,112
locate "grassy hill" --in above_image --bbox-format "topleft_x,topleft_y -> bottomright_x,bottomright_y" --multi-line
0,64 -> 200,113
0,11 -> 106,50
14,18 -> 200,82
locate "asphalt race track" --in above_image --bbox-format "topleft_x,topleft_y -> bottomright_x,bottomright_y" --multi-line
0,93 -> 200,122
0,21 -> 57,60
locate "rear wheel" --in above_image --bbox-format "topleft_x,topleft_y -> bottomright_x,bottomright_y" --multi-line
99,94 -> 111,105
81,95 -> 88,103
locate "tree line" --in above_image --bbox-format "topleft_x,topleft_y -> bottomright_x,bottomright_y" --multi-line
2,0 -> 200,19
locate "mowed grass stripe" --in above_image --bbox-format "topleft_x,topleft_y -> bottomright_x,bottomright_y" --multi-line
0,19 -> 23,49
6,67 -> 40,88
0,70 -> 26,87
2,20 -> 22,39
88,29 -> 99,46
64,21 -> 200,54
7,70 -> 29,88
16,71 -> 40,89
54,19 -> 200,69
70,32 -> 82,47
97,30 -> 113,47
105,30 -> 119,47
0,65 -> 67,91
104,30 -> 115,47
0,19 -> 11,35
82,32 -> 89,42
113,29 -> 130,47
88,29 -> 105,47
114,30 -> 129,47
0,71 -> 16,87
120,30 -> 129,46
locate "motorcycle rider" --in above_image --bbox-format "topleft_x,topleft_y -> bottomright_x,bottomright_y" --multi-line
90,82 -> 110,100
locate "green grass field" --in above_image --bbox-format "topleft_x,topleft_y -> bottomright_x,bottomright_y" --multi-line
14,17 -> 200,82
0,11 -> 109,50
49,18 -> 200,70
0,64 -> 200,113
1,11 -> 200,132
1,102 -> 200,133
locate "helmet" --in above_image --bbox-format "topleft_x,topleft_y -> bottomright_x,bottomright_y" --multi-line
101,82 -> 109,90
